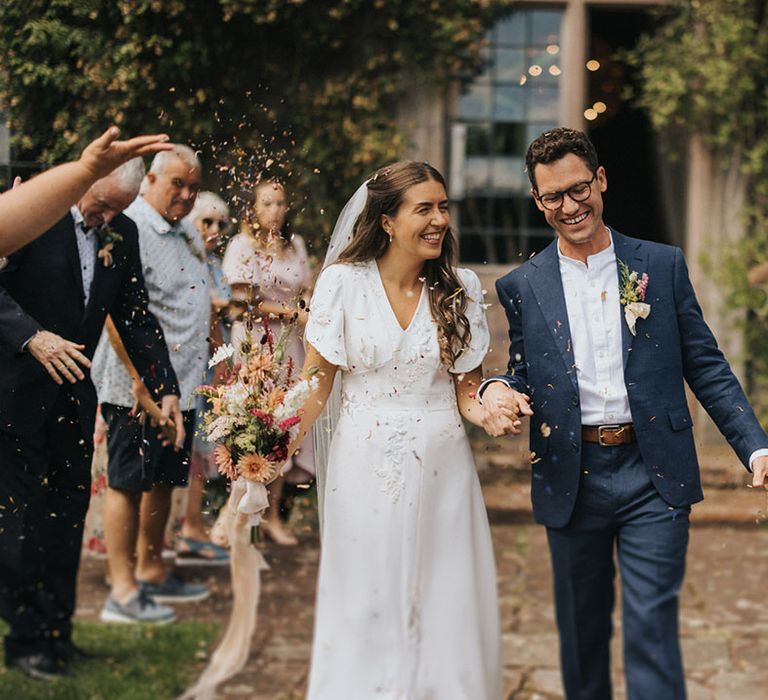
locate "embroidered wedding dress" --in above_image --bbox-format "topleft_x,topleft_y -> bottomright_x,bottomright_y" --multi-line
304,260 -> 502,700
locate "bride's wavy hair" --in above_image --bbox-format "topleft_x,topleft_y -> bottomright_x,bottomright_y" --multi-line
336,161 -> 471,367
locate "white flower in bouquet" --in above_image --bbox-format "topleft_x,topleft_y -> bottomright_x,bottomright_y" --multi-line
274,376 -> 319,422
208,342 -> 235,369
222,381 -> 250,415
206,415 -> 236,442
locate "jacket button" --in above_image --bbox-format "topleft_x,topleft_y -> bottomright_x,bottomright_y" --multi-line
571,397 -> 579,406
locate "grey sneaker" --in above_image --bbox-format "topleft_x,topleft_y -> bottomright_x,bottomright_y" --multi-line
100,591 -> 176,624
138,573 -> 210,604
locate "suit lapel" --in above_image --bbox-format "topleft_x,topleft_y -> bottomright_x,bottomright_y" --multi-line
527,241 -> 579,395
612,229 -> 649,369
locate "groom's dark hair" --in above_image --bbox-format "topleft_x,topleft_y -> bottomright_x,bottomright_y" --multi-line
525,128 -> 599,190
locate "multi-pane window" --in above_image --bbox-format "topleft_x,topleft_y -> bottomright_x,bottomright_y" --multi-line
453,9 -> 564,264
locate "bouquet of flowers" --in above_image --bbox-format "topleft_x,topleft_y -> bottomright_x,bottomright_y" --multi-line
196,319 -> 317,517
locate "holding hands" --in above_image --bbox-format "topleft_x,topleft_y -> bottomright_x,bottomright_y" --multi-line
480,381 -> 534,437
751,455 -> 768,490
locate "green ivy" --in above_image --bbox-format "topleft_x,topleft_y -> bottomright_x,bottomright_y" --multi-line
627,0 -> 768,419
0,0 -> 512,250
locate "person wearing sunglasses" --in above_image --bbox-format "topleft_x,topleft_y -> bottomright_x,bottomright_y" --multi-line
173,191 -> 234,564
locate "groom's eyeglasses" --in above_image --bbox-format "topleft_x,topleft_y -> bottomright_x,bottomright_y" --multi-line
535,172 -> 597,211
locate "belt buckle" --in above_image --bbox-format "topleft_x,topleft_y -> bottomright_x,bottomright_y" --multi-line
597,424 -> 621,447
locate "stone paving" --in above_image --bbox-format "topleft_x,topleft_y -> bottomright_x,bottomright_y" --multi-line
75,443 -> 768,699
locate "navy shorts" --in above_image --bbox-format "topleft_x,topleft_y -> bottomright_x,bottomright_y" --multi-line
101,403 -> 195,492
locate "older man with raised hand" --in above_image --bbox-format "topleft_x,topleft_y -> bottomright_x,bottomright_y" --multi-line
92,145 -> 212,624
0,157 -> 182,681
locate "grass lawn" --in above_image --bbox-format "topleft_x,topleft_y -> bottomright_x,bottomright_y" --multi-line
0,620 -> 219,699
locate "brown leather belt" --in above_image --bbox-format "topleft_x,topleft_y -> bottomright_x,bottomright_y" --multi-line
582,423 -> 635,446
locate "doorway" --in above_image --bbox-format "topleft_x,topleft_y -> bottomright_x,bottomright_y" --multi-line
587,8 -> 671,246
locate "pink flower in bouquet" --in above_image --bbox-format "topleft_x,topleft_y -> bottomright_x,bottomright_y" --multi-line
238,453 -> 278,482
249,408 -> 275,427
277,415 -> 301,432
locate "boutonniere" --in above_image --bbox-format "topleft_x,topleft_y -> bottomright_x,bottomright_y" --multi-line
618,259 -> 650,336
96,225 -> 123,267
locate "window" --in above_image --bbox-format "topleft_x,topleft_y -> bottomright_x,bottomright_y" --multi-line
453,8 -> 564,264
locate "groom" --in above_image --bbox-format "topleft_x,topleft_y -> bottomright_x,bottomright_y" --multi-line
480,128 -> 768,699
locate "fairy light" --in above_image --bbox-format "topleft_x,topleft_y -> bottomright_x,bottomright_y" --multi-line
549,65 -> 561,77
528,65 -> 543,77
586,60 -> 601,72
593,101 -> 607,114
584,108 -> 598,121
546,44 -> 560,55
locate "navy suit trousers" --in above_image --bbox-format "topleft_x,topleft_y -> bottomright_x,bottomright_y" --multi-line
546,442 -> 689,700
0,389 -> 92,659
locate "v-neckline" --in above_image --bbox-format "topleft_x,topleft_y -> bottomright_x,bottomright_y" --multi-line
372,260 -> 425,333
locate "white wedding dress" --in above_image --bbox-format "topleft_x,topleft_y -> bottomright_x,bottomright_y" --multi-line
304,260 -> 502,700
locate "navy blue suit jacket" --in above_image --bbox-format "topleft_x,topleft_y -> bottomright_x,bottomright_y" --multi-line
0,212 -> 179,438
494,229 -> 768,528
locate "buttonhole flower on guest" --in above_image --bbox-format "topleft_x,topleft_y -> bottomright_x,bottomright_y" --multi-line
618,259 -> 650,336
96,225 -> 123,267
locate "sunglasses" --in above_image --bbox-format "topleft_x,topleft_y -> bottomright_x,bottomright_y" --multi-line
202,217 -> 230,230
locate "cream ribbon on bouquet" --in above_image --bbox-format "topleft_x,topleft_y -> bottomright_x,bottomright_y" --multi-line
623,301 -> 651,336
180,322 -> 314,700
179,477 -> 269,700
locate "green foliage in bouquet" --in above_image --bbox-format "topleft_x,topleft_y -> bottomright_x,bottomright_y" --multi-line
627,0 -> 768,420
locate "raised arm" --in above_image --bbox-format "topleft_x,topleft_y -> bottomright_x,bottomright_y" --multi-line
0,127 -> 171,256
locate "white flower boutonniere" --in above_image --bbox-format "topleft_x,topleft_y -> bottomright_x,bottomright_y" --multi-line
618,259 -> 650,336
96,226 -> 123,267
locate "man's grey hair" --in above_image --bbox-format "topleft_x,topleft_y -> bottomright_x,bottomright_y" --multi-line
149,144 -> 202,176
139,144 -> 202,195
104,157 -> 145,197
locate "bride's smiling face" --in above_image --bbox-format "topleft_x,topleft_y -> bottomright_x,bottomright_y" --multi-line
381,179 -> 450,261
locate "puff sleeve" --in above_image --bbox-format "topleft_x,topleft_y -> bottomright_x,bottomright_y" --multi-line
449,267 -> 490,374
305,264 -> 348,369
222,233 -> 260,286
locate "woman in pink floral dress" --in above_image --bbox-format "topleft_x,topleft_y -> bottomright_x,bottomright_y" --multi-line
222,180 -> 315,545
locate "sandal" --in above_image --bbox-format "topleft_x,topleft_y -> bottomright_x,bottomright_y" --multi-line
175,536 -> 230,566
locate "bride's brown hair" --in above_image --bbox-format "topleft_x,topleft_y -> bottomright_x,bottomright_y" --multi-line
336,161 -> 471,367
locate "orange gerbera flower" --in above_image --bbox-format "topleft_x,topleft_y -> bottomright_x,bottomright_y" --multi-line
265,386 -> 286,411
214,444 -> 237,479
247,353 -> 277,378
237,453 -> 278,483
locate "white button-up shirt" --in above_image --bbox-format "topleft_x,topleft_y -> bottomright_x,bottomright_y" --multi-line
91,196 -> 210,409
70,206 -> 98,307
557,239 -> 632,425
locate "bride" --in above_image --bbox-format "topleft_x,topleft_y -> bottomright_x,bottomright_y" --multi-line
291,161 -> 503,699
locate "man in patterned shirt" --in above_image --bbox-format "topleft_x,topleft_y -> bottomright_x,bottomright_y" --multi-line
92,145 -> 212,623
